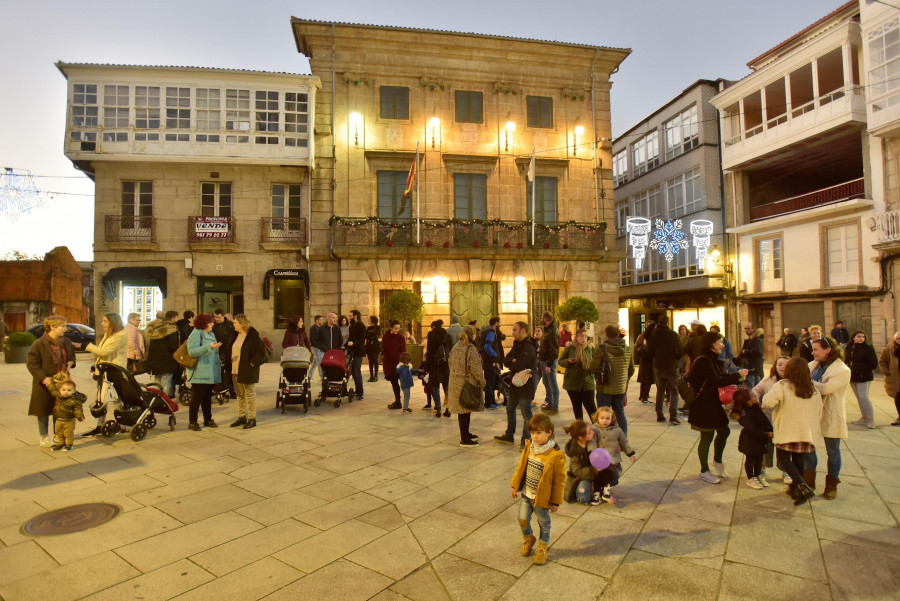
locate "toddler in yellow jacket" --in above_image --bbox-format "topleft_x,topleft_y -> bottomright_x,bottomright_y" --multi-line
510,413 -> 566,565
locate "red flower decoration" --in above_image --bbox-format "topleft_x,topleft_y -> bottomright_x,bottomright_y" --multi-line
543,242 -> 550,249
386,240 -> 394,247
503,242 -> 511,249
473,241 -> 480,248
516,242 -> 524,249
442,241 -> 450,248
425,240 -> 433,247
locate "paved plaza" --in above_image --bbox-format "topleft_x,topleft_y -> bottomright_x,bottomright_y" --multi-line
1,358 -> 899,601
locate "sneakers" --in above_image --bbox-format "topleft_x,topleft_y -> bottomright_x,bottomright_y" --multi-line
459,439 -> 479,447
387,402 -> 402,410
540,403 -> 551,411
783,472 -> 793,484
710,461 -> 729,478
601,485 -> 613,503
188,423 -> 202,431
590,492 -> 602,506
851,417 -> 867,425
866,419 -> 876,429
51,443 -> 65,451
757,476 -> 770,488
40,436 -> 51,447
520,535 -> 536,556
746,478 -> 764,490
699,471 -> 721,484
485,403 -> 501,410
669,418 -> 681,425
641,398 -> 652,405
494,434 -> 514,444
63,445 -> 72,452
532,542 -> 548,565
470,434 -> 479,440
243,418 -> 257,429
891,419 -> 900,427
204,420 -> 218,428
403,408 -> 412,413
230,417 -> 247,428
657,414 -> 666,423
81,427 -> 101,438
421,405 -> 432,410
542,407 -> 559,415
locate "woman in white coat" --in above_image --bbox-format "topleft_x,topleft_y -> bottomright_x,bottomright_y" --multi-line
81,313 -> 128,436
804,336 -> 850,499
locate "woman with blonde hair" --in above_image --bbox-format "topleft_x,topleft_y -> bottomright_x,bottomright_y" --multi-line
26,315 -> 77,446
446,325 -> 486,447
229,314 -> 268,429
82,313 -> 128,437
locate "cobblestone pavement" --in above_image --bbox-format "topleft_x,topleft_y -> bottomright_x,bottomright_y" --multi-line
1,357 -> 899,601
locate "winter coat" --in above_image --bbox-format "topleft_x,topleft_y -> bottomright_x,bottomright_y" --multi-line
594,338 -> 635,396
231,327 -> 267,384
52,393 -> 86,421
125,322 -> 145,361
590,423 -> 635,465
186,328 -> 222,384
635,326 -> 656,385
845,342 -> 878,383
281,325 -> 311,351
831,326 -> 850,345
425,328 -> 452,385
808,358 -> 850,439
347,320 -> 367,358
84,330 -> 128,368
510,443 -> 566,509
364,325 -> 381,354
397,364 -> 419,390
563,437 -> 597,502
561,345 -> 595,392
776,333 -> 798,356
878,341 -> 900,397
314,324 -> 343,352
559,329 -> 573,348
538,321 -> 560,363
447,342 -> 486,414
687,350 -> 742,430
762,380 -> 823,445
504,337 -> 538,401
212,320 -> 234,361
648,325 -> 683,370
381,331 -> 406,378
737,404 -> 772,456
798,334 -> 813,362
740,331 -> 764,377
26,334 -> 77,418
175,318 -> 192,344
145,319 -> 180,375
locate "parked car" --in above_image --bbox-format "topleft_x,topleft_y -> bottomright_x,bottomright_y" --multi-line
27,323 -> 95,350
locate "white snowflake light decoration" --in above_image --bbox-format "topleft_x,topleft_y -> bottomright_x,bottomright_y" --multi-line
626,217 -> 652,268
650,219 -> 689,262
0,169 -> 45,222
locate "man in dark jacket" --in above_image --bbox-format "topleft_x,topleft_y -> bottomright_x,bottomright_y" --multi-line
316,312 -> 343,351
309,315 -> 324,380
146,310 -> 180,397
538,311 -> 561,413
776,328 -> 798,357
647,315 -> 682,424
175,310 -> 194,344
740,322 -> 764,389
347,309 -> 367,400
831,321 -> 850,345
495,321 -> 537,449
480,317 -> 503,410
213,309 -> 236,397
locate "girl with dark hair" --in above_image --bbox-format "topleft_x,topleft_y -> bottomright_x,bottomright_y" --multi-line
365,315 -> 381,382
281,315 -> 311,351
82,313 -> 128,437
339,315 -> 350,347
844,330 -> 878,429
731,388 -> 773,489
383,320 -> 406,409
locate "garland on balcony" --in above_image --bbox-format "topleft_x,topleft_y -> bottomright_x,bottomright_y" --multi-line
328,216 -> 606,232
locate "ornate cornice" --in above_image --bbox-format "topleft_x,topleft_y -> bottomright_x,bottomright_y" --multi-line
493,81 -> 521,95
419,76 -> 446,91
342,72 -> 370,86
562,87 -> 587,101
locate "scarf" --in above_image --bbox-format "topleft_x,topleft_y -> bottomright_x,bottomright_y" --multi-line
44,334 -> 67,374
572,338 -> 591,370
530,439 -> 556,455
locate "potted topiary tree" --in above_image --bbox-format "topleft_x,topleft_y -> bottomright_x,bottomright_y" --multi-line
381,289 -> 425,367
554,296 -> 600,374
4,331 -> 36,364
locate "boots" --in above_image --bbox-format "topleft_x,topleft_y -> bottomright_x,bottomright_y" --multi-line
520,535 -> 536,557
802,469 -> 816,490
823,475 -> 840,500
787,482 -> 799,499
532,542 -> 548,565
793,481 -> 815,505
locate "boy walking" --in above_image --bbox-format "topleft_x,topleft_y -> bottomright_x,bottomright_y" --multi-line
509,413 -> 565,565
49,378 -> 87,451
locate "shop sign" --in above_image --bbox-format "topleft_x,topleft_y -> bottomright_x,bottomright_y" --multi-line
272,269 -> 303,277
194,216 -> 229,239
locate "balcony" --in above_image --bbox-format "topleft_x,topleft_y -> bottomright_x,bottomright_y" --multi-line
330,218 -> 607,259
876,210 -> 900,247
188,216 -> 236,251
260,217 -> 308,249
104,215 -> 157,250
749,178 -> 864,222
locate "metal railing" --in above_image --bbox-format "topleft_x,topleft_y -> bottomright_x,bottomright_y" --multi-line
876,210 -> 900,243
261,217 -> 307,245
105,215 -> 155,243
188,216 -> 235,243
749,178 -> 865,221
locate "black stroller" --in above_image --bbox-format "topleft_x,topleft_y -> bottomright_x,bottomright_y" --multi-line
276,346 -> 312,413
316,349 -> 354,408
94,363 -> 179,442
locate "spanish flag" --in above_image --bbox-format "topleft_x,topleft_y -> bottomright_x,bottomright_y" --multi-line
402,158 -> 417,199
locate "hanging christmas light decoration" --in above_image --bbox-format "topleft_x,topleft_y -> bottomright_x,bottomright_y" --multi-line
625,217 -> 652,268
0,168 -> 46,222
650,218 -> 688,262
690,219 -> 714,269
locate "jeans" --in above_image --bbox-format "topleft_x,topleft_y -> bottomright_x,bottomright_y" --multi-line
850,381 -> 874,420
154,372 -> 175,398
37,415 -> 55,437
350,356 -> 364,398
805,437 -> 842,479
541,360 -> 560,409
505,390 -> 534,441
654,367 -> 679,419
311,348 -> 324,380
233,379 -> 256,419
484,365 -> 497,406
596,392 -> 627,435
575,480 -> 592,504
518,495 -> 552,545
431,381 -> 446,411
745,373 -> 761,390
566,390 -> 597,422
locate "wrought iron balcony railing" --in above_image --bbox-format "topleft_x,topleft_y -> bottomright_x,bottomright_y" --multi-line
105,215 -> 155,243
261,217 -> 307,245
876,210 -> 900,244
749,178 -> 864,222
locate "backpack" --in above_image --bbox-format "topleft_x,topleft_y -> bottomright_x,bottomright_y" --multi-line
595,344 -> 612,386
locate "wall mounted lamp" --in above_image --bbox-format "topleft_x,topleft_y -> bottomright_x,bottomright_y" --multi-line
430,117 -> 440,149
349,112 -> 362,147
573,119 -> 585,156
505,113 -> 516,152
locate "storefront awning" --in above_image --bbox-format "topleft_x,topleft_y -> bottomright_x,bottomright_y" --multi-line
263,268 -> 309,300
102,267 -> 167,300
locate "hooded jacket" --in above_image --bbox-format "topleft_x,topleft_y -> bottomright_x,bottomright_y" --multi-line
593,338 -> 635,396
563,436 -> 598,502
740,329 -> 765,377
590,423 -> 635,465
145,319 -> 180,375
809,358 -> 850,439
538,321 -> 560,363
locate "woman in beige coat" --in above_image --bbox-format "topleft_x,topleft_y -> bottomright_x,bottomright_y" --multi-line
447,325 -> 486,447
82,313 -> 128,436
878,332 -> 900,426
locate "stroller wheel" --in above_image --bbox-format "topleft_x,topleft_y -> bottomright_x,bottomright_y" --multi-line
302,399 -> 309,414
334,397 -> 342,408
168,415 -> 176,431
143,414 -> 157,429
179,389 -> 192,406
216,393 -> 225,405
130,423 -> 147,442
276,393 -> 281,408
101,420 -> 119,438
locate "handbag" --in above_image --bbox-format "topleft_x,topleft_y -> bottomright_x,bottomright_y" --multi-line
718,385 -> 738,405
173,341 -> 198,369
677,358 -> 709,411
459,346 -> 483,411
128,358 -> 148,375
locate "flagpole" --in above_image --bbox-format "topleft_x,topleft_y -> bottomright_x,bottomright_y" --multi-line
530,146 -> 536,246
415,141 -> 420,244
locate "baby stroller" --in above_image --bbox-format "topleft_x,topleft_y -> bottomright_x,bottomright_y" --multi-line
495,365 -> 511,406
94,363 -> 179,442
276,346 -> 312,413
316,349 -> 354,408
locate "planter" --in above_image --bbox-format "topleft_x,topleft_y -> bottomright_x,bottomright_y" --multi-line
4,346 -> 30,364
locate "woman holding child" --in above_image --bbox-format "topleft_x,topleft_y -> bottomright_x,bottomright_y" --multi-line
27,315 -> 77,446
447,325 -> 485,447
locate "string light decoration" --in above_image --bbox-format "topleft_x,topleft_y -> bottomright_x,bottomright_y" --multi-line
625,217 -> 651,268
0,168 -> 46,221
690,219 -> 714,269
649,219 -> 688,262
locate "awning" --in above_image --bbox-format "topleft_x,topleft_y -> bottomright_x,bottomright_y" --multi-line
102,267 -> 167,300
263,268 -> 309,300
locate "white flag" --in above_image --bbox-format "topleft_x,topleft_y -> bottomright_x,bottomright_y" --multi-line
527,151 -> 535,182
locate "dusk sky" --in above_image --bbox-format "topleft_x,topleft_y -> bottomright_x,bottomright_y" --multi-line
0,0 -> 838,262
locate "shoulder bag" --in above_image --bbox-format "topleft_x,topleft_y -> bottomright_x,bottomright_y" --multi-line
173,341 -> 198,369
459,346 -> 483,411
677,357 -> 709,411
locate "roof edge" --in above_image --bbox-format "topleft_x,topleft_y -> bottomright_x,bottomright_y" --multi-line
614,78 -> 725,144
55,62 -> 314,79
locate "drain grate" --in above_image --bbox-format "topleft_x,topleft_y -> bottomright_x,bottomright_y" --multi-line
24,503 -> 120,536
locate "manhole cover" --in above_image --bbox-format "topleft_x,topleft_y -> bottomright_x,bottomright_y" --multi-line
24,503 -> 120,536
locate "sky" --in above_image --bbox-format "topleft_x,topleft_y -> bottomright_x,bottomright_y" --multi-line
0,0 -> 840,262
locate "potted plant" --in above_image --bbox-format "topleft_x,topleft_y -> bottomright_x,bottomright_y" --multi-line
4,331 -> 35,364
554,296 -> 600,373
381,289 -> 425,367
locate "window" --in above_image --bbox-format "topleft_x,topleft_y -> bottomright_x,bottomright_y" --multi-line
165,87 -> 190,129
613,150 -> 628,186
103,84 -> 129,128
868,18 -> 900,112
670,245 -> 702,279
71,83 -> 98,127
526,96 -> 553,128
121,181 -> 153,229
664,105 -> 699,160
665,167 -> 702,218
526,177 -> 558,225
377,171 -> 412,220
455,91 -> 483,123
226,88 -> 251,143
195,88 -> 220,130
632,131 -> 659,176
379,86 -> 409,120
826,224 -> 859,286
255,90 -> 279,144
615,201 -> 629,237
453,174 -> 488,220
271,184 -> 302,230
634,186 -> 664,283
619,260 -> 633,286
201,182 -> 232,217
758,237 -> 783,291
134,86 -> 160,140
284,92 -> 309,147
